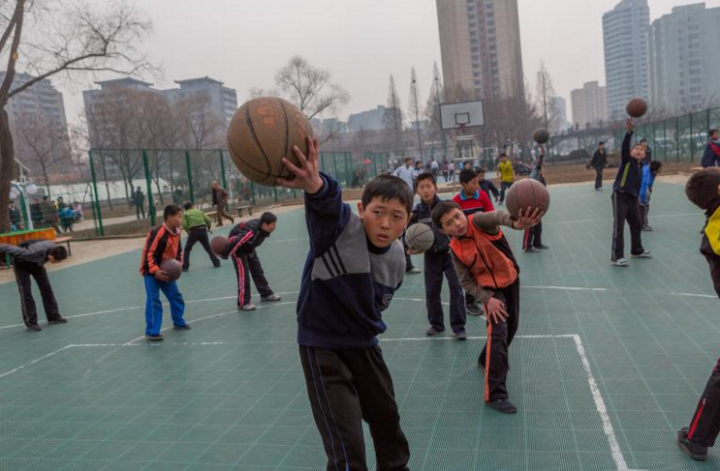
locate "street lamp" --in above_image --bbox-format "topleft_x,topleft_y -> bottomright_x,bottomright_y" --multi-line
9,160 -> 38,231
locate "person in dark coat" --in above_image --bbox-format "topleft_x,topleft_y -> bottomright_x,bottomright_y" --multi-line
0,240 -> 69,331
589,142 -> 607,191
133,187 -> 146,220
701,129 -> 720,169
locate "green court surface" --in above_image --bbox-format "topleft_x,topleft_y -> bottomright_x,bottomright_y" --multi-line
1,180 -> 720,471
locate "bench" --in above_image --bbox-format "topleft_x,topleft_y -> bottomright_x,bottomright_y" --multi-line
235,205 -> 254,217
55,236 -> 73,256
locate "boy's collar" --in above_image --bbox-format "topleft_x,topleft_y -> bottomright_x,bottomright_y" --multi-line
459,190 -> 480,201
366,237 -> 391,255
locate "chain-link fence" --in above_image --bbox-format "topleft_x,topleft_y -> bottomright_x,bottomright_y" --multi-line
615,107 -> 720,163
87,149 -> 384,236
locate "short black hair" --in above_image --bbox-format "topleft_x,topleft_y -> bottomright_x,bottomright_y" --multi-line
405,157 -> 412,163
164,205 -> 182,220
50,245 -> 68,261
598,141 -> 605,146
711,129 -> 719,137
361,175 -> 414,216
500,153 -> 508,158
183,202 -> 194,211
432,200 -> 462,228
640,139 -> 647,144
649,161 -> 663,172
414,172 -> 436,190
459,169 -> 478,185
686,168 -> 720,210
260,212 -> 277,225
476,167 -> 487,174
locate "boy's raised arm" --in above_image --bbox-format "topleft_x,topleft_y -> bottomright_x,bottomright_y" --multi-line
278,138 -> 350,255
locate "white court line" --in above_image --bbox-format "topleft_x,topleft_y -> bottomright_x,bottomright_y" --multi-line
0,333 -> 640,471
123,301 -> 298,345
0,345 -> 74,380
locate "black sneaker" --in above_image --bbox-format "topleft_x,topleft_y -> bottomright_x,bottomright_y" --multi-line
173,325 -> 191,331
536,245 -> 549,250
677,427 -> 708,461
48,317 -> 68,325
487,399 -> 517,414
455,331 -> 468,341
426,327 -> 444,336
146,334 -> 164,342
182,268 -> 189,273
213,262 -> 221,268
466,303 -> 483,317
26,324 -> 42,332
478,355 -> 486,368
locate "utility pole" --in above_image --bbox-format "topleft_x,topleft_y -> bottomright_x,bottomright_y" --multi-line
410,68 -> 424,163
435,74 -> 447,163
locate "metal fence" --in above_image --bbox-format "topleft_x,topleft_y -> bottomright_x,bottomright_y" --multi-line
86,149 -> 385,236
615,107 -> 720,163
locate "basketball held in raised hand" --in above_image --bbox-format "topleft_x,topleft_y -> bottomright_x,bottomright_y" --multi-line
626,98 -> 648,119
227,97 -> 315,187
505,180 -> 550,220
533,128 -> 550,144
405,223 -> 435,253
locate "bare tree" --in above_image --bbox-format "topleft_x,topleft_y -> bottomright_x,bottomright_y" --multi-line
274,56 -> 349,120
408,67 -> 424,162
383,75 -> 404,151
424,62 -> 444,145
273,56 -> 349,144
0,0 -> 153,232
535,62 -> 557,132
13,111 -> 69,195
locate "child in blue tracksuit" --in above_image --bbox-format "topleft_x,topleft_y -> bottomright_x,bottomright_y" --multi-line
639,161 -> 662,231
139,205 -> 189,341
277,138 -> 413,471
409,172 -> 466,339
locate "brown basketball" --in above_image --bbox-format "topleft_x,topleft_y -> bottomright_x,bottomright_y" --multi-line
533,128 -> 550,144
626,98 -> 648,118
505,179 -> 550,219
227,97 -> 315,186
210,236 -> 229,256
160,259 -> 183,282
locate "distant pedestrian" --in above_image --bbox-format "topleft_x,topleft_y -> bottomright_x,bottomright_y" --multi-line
701,129 -> 720,168
133,187 -> 146,220
211,181 -> 235,227
590,142 -> 608,191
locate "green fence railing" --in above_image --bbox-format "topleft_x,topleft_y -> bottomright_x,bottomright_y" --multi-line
87,149 -> 384,236
615,107 -> 720,163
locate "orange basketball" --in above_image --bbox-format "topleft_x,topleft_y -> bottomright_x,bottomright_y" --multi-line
626,98 -> 648,118
227,97 -> 315,186
505,179 -> 550,219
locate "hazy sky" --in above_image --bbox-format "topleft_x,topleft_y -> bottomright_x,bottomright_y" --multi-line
58,0 -> 720,124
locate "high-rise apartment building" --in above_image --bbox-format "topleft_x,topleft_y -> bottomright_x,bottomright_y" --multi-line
571,81 -> 609,128
603,0 -> 650,120
649,3 -> 720,114
436,0 -> 524,100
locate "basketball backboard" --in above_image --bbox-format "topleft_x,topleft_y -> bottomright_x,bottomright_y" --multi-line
440,100 -> 484,130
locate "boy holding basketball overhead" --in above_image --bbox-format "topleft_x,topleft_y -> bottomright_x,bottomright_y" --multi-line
409,172 -> 466,339
278,138 -> 413,471
433,201 -> 542,413
611,119 -> 652,267
140,205 -> 190,342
